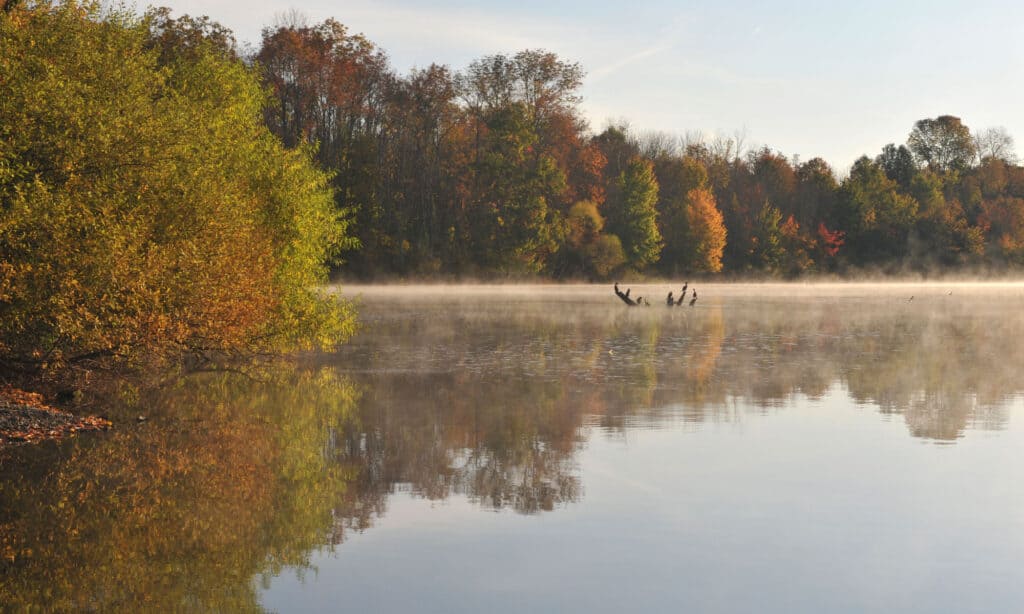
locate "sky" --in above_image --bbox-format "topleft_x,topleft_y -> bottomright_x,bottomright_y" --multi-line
140,0 -> 1024,172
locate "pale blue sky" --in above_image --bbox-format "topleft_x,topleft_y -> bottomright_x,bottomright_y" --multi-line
147,0 -> 1024,170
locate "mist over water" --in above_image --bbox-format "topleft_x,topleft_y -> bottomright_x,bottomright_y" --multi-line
4,283 -> 1024,612
335,282 -> 1024,441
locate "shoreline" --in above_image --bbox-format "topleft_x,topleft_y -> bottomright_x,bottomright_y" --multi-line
0,386 -> 111,447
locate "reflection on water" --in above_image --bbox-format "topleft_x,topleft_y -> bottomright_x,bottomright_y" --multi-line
2,283 -> 1024,611
339,283 -> 1023,442
0,370 -> 361,610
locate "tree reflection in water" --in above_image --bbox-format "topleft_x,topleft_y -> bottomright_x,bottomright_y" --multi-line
335,288 -> 1023,444
2,286 -> 1023,609
0,369 -> 360,611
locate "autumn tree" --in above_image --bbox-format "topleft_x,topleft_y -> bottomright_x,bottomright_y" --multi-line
454,49 -> 596,275
906,171 -> 983,266
654,156 -> 728,274
681,188 -> 727,273
593,124 -> 641,188
750,148 -> 797,217
777,215 -> 817,275
0,2 -> 355,377
458,50 -> 582,126
655,156 -> 706,273
375,64 -> 470,273
816,223 -> 845,265
257,17 -> 390,273
979,196 -> 1024,264
557,201 -> 625,278
145,6 -> 237,62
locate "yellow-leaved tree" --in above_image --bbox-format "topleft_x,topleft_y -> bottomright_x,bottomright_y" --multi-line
0,1 -> 357,378
684,188 -> 727,273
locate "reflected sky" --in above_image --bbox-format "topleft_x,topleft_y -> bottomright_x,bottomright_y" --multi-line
266,396 -> 1024,613
3,283 -> 1024,612
267,283 -> 1024,612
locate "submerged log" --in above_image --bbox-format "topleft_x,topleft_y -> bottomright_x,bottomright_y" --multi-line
676,282 -> 688,305
613,283 -> 637,306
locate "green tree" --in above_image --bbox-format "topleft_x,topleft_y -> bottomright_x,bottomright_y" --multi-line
794,157 -> 838,228
605,157 -> 662,270
908,115 -> 976,173
469,104 -> 565,273
876,143 -> 917,189
0,2 -> 356,377
655,156 -> 708,274
751,203 -> 785,272
836,157 -> 919,263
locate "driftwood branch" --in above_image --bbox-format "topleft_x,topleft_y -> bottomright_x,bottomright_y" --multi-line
613,283 -> 637,306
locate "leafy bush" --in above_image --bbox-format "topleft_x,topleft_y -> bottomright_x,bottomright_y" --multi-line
0,1 -> 357,376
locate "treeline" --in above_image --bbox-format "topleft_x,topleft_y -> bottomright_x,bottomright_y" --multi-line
250,16 -> 1024,278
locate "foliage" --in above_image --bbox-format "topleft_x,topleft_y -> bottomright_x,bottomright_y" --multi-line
654,156 -> 707,274
466,104 -> 566,273
751,203 -> 786,272
0,368 -> 361,610
249,14 -> 1024,278
836,157 -> 918,263
558,201 -> 625,278
256,18 -> 384,271
605,157 -> 662,270
876,143 -> 917,189
0,1 -> 355,377
908,115 -> 976,173
9,2 -> 1024,308
683,188 -> 728,273
817,222 -> 845,260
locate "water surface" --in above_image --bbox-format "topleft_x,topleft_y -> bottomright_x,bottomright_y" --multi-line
2,283 -> 1024,612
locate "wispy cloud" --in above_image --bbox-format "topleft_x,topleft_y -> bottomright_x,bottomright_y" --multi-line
588,41 -> 675,83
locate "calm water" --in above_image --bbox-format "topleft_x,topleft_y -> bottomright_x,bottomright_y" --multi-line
3,283 -> 1024,612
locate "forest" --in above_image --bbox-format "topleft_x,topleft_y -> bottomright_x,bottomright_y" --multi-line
248,16 -> 1024,279
3,1 -> 1024,378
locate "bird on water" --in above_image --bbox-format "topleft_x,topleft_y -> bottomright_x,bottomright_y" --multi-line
689,289 -> 698,306
676,282 -> 688,305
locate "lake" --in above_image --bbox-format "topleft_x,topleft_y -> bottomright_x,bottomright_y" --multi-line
3,283 -> 1024,612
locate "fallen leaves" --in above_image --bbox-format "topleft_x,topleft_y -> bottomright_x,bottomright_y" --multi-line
0,386 -> 112,446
